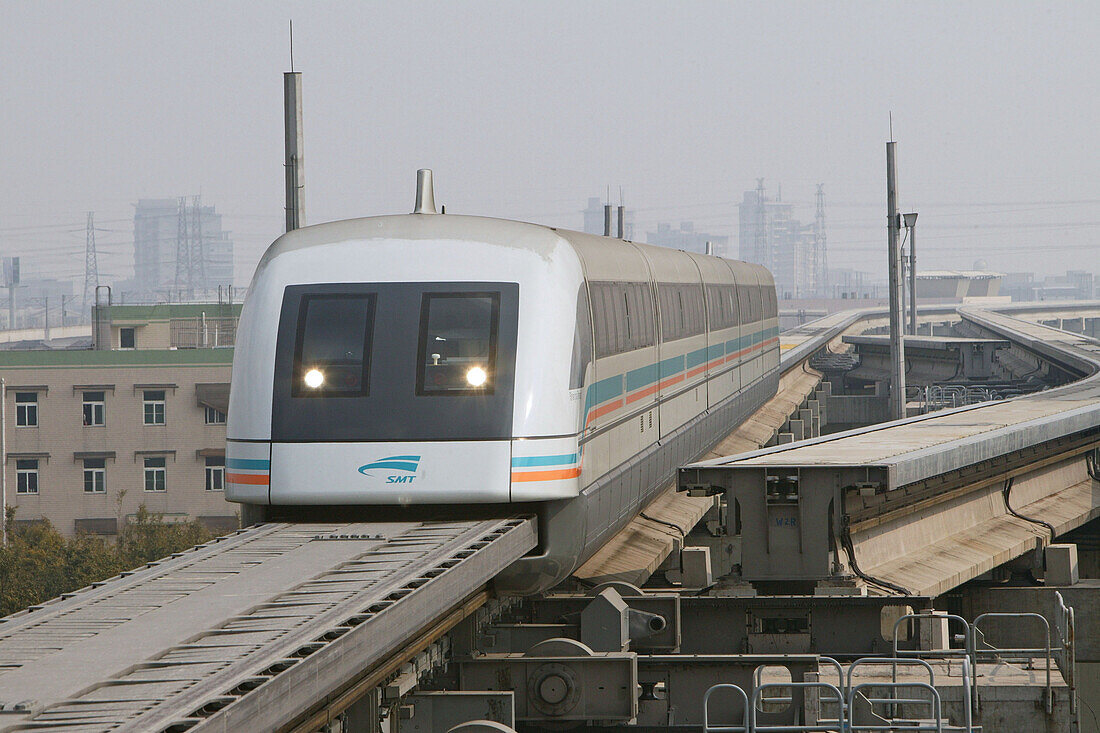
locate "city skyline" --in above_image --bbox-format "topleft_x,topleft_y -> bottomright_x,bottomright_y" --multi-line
1,1 -> 1097,290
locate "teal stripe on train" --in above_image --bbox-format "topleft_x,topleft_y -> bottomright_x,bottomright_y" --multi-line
512,453 -> 580,468
584,324 -> 777,417
226,458 -> 270,470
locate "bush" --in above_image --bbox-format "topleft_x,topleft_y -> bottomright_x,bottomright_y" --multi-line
0,506 -> 215,617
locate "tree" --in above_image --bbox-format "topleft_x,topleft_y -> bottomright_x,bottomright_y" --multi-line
116,505 -> 213,569
0,506 -> 216,617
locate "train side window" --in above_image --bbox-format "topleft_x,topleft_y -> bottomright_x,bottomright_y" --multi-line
570,287 -> 593,389
604,284 -> 617,356
591,284 -> 606,358
593,283 -> 616,358
293,294 -> 375,397
658,283 -> 681,342
706,285 -> 723,330
634,283 -> 655,348
416,293 -> 500,395
738,286 -> 753,324
614,283 -> 629,353
686,285 -> 705,335
657,284 -> 670,341
729,285 -> 741,327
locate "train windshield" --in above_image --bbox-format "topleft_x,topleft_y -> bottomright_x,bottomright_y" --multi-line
293,294 -> 375,397
272,282 -> 518,442
417,293 -> 500,394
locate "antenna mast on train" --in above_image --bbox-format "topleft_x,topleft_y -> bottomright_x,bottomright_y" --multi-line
284,21 -> 305,232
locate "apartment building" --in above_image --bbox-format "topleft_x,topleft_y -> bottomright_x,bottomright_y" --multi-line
1,303 -> 241,535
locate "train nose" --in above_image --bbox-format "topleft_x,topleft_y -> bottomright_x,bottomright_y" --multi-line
267,440 -> 513,505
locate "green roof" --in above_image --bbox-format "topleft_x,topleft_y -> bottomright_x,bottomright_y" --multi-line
0,347 -> 234,369
101,303 -> 243,322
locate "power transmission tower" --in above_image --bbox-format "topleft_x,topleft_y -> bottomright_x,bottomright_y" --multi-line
814,184 -> 828,296
190,194 -> 207,296
82,212 -> 99,316
174,197 -> 190,299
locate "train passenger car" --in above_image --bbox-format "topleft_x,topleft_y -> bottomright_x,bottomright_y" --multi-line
226,174 -> 779,593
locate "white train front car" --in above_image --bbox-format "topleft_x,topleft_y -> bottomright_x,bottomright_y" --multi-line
227,175 -> 780,594
226,214 -> 586,510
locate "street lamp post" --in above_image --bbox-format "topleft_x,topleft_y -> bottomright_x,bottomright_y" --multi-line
904,212 -> 919,335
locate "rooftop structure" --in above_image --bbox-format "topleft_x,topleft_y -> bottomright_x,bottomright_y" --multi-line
1,302 -> 240,536
646,221 -> 729,255
916,270 -> 1003,300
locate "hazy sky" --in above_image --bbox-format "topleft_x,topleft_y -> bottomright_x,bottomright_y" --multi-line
2,1 -> 1098,288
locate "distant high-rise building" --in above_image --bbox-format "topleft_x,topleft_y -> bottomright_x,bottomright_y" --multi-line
738,181 -> 827,299
132,198 -> 233,300
646,221 -> 729,255
582,197 -> 604,236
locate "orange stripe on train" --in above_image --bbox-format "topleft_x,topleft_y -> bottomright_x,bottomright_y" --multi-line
511,467 -> 583,482
227,472 -> 270,486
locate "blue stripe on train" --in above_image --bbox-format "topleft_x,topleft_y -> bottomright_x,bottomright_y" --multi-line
512,453 -> 580,467
226,458 -> 270,470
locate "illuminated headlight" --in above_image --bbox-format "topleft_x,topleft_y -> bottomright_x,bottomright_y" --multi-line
303,368 -> 325,389
466,366 -> 488,387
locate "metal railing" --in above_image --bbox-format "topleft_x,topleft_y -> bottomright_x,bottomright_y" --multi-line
847,681 -> 943,732
891,612 -> 977,713
1054,591 -> 1077,714
702,600 -> 1077,731
703,683 -> 750,732
750,681 -> 846,732
169,316 -> 237,348
973,611 -> 1052,714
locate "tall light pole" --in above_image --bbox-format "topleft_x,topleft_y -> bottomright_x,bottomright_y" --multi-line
2,377 -> 7,548
904,212 -> 919,335
886,142 -> 906,421
284,71 -> 305,232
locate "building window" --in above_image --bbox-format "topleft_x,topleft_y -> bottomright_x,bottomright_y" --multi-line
119,327 -> 135,349
205,456 -> 225,491
143,390 -> 165,425
82,391 -> 105,426
15,392 -> 38,427
16,459 -> 39,495
143,456 -> 166,492
204,406 -> 226,425
83,458 -> 106,493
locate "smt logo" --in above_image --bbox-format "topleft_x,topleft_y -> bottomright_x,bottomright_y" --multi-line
357,455 -> 421,483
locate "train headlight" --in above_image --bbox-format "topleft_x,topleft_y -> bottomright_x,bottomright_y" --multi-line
466,366 -> 488,387
303,368 -> 325,389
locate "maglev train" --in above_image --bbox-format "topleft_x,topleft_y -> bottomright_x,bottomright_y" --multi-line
226,172 -> 780,593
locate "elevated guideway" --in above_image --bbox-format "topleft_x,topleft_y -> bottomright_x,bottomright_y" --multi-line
680,305 -> 1100,597
0,517 -> 535,732
573,307 -> 896,587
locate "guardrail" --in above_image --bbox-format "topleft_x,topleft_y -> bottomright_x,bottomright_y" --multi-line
1055,590 -> 1077,714
973,611 -> 1052,714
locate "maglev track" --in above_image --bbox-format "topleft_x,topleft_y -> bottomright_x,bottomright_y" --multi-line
0,518 -> 536,732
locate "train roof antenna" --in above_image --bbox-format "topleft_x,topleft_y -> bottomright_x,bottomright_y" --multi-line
413,169 -> 437,214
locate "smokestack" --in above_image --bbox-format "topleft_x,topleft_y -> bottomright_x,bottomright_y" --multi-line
617,205 -> 625,239
283,71 -> 305,232
413,169 -> 437,214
